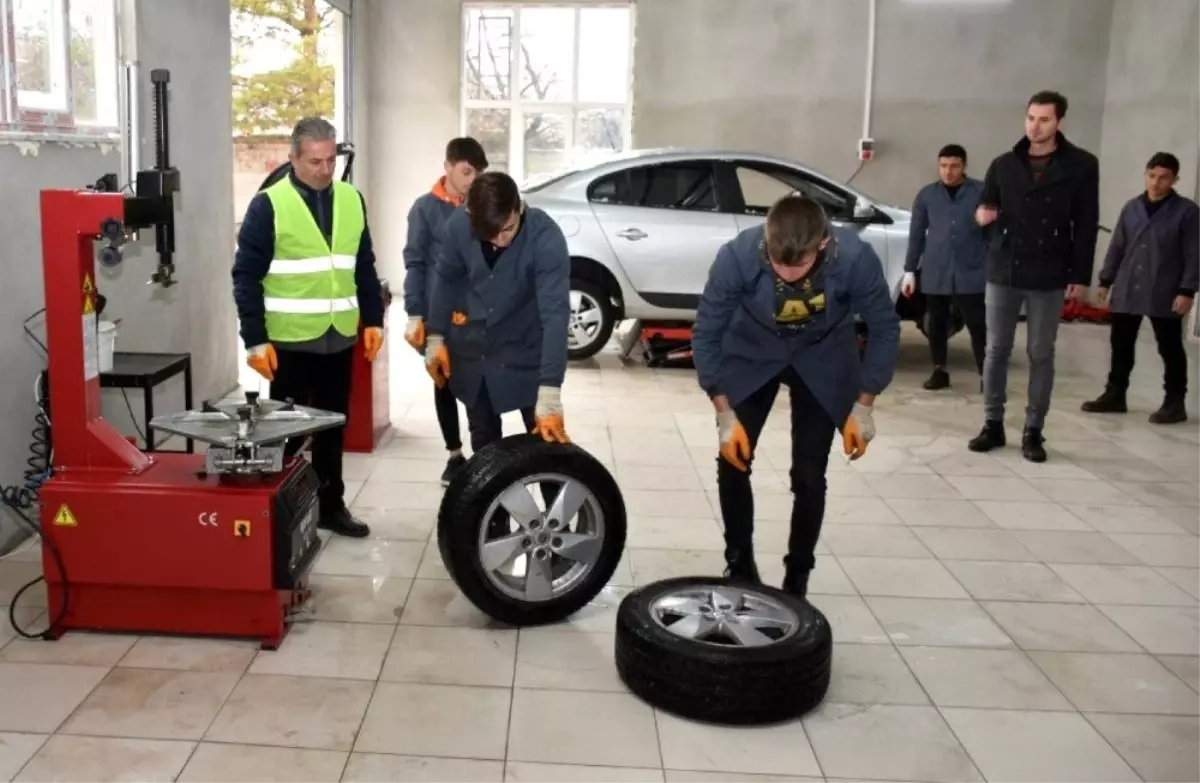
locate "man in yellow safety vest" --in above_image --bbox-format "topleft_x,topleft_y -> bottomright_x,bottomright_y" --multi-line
232,117 -> 384,538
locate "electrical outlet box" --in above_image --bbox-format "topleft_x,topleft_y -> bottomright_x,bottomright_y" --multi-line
858,138 -> 875,161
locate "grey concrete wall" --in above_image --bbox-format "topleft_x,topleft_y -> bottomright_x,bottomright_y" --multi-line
631,0 -> 1116,207
0,0 -> 234,549
1098,0 -> 1199,248
365,0 -> 460,285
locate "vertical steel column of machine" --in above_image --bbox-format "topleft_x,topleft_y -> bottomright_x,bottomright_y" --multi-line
39,189 -> 152,474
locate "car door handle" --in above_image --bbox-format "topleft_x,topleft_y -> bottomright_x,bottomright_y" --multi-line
616,228 -> 648,241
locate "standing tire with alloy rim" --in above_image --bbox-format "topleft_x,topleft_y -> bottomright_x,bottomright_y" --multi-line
615,577 -> 832,725
437,434 -> 626,626
567,278 -> 615,360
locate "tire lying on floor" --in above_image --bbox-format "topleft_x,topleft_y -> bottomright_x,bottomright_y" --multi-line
615,577 -> 832,725
437,433 -> 627,627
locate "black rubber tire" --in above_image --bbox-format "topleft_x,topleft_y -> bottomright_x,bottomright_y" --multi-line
567,278 -> 616,361
437,434 -> 627,626
615,577 -> 832,725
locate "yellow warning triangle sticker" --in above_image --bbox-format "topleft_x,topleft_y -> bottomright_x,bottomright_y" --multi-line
82,295 -> 95,315
82,274 -> 94,295
53,504 -> 78,527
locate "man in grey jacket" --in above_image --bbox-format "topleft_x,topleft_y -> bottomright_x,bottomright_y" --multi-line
1082,152 -> 1199,424
902,144 -> 988,390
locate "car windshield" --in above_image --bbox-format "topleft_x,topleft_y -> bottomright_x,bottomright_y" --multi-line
521,166 -> 584,193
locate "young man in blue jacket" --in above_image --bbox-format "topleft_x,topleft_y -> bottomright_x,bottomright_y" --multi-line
901,144 -> 988,390
1083,152 -> 1199,424
402,137 -> 488,484
424,171 -> 571,451
232,117 -> 384,538
692,195 -> 901,597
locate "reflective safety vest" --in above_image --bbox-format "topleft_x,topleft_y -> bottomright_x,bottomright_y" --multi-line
262,179 -> 365,343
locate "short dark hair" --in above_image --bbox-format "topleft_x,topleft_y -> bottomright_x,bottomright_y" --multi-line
938,144 -> 967,163
466,171 -> 521,239
446,137 -> 488,171
1146,151 -> 1180,176
765,195 -> 829,265
1028,90 -> 1068,120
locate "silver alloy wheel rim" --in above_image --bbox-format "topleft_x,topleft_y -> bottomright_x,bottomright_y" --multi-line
477,472 -> 606,603
567,289 -> 604,351
649,585 -> 800,647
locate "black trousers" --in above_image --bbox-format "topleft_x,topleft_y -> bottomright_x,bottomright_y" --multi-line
717,367 -> 836,572
434,381 -> 463,452
270,346 -> 353,511
1108,313 -> 1189,397
466,380 -> 535,452
927,292 -> 987,372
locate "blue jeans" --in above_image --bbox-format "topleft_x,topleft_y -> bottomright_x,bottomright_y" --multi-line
983,283 -> 1063,430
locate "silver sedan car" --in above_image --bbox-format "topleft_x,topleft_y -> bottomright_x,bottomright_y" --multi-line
523,148 -> 925,360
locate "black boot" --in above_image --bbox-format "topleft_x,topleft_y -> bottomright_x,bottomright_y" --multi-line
318,505 -> 370,538
1021,427 -> 1047,463
968,420 -> 1006,452
441,453 -> 467,487
1081,387 -> 1128,413
723,547 -> 762,585
923,368 -> 950,390
781,555 -> 810,599
1149,395 -> 1188,425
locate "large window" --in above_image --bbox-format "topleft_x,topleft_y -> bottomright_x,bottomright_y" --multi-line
1,0 -> 120,136
461,3 -> 632,183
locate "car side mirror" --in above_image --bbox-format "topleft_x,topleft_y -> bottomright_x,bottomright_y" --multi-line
851,199 -> 877,222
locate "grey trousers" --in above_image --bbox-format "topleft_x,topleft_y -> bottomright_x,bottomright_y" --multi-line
983,283 -> 1064,429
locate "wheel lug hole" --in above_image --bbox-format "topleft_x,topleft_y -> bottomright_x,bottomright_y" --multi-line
551,536 -> 563,548
521,537 -> 533,549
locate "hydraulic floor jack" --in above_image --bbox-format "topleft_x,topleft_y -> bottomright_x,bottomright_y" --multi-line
18,68 -> 342,650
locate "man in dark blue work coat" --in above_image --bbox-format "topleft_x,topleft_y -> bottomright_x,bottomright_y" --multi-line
902,144 -> 988,390
1083,152 -> 1199,424
424,171 -> 572,449
402,137 -> 488,485
692,195 -> 901,598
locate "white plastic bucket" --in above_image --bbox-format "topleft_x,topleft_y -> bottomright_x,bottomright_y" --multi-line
98,320 -> 118,373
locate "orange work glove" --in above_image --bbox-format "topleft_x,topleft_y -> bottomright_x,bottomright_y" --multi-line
842,402 -> 874,461
717,409 -> 751,471
404,316 -> 425,351
425,334 -> 451,388
247,344 -> 277,381
532,385 -> 570,444
363,327 -> 384,362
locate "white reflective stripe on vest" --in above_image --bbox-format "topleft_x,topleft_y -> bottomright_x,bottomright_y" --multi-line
267,254 -> 357,275
264,297 -> 359,314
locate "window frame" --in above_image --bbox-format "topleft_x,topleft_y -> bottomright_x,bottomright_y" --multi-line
0,0 -> 121,139
721,159 -> 859,221
588,160 -> 725,214
459,2 -> 634,182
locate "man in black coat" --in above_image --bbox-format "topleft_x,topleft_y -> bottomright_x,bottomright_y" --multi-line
968,90 -> 1100,463
1082,152 -> 1199,424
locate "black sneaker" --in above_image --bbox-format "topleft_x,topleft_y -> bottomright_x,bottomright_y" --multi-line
318,506 -> 370,538
723,548 -> 762,585
1021,427 -> 1047,463
441,454 -> 467,487
1149,396 -> 1188,425
968,421 -> 1006,452
923,368 -> 950,390
1081,388 -> 1128,413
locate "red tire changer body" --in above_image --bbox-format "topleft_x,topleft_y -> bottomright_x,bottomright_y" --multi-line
27,70 -> 336,650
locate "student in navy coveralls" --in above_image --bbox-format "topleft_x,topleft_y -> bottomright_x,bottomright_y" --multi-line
402,137 -> 488,485
1083,151 -> 1199,424
692,195 -> 900,598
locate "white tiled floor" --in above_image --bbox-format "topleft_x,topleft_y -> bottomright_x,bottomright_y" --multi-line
1,321 -> 1198,782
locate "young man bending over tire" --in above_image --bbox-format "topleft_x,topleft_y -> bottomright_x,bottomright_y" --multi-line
692,195 -> 901,598
425,171 -> 572,452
